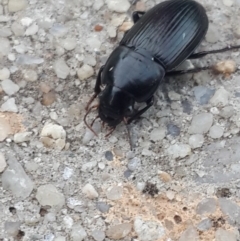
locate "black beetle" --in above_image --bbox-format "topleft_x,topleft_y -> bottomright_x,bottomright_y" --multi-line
84,0 -> 240,136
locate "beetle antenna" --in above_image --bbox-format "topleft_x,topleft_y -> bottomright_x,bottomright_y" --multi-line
105,127 -> 116,137
83,104 -> 99,136
85,93 -> 98,111
90,115 -> 100,127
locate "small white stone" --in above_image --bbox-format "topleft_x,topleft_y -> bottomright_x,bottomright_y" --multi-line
210,88 -> 229,107
189,134 -> 204,149
166,190 -> 175,200
1,79 -> 20,95
134,217 -> 165,241
8,53 -> 16,61
36,184 -> 65,210
20,17 -> 33,27
188,113 -> 213,134
60,38 -> 77,51
150,128 -> 166,141
25,23 -> 39,36
82,183 -> 99,199
107,26 -> 117,38
1,98 -> 18,112
71,223 -> 87,241
86,37 -> 101,50
106,0 -> 130,13
77,64 -> 94,81
8,0 -> 27,12
209,125 -> 224,139
14,132 -> 32,143
23,69 -> 38,82
53,59 -> 70,79
0,38 -> 10,56
11,22 -> 25,36
93,0 -> 104,10
40,123 -> 66,150
0,68 -> 10,80
167,144 -> 191,159
0,152 -> 7,173
54,237 -> 66,241
222,0 -> 234,6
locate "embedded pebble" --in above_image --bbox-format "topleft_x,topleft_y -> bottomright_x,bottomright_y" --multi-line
42,91 -> 56,106
167,144 -> 191,159
197,218 -> 213,231
23,69 -> 38,82
222,0 -> 234,6
91,230 -> 105,241
71,223 -> 87,241
106,223 -> 132,240
77,64 -> 94,81
0,38 -> 10,56
11,22 -> 25,36
134,217 -> 165,241
0,68 -> 10,80
215,228 -> 238,241
16,54 -> 44,65
218,198 -> 240,225
167,123 -> 181,137
54,59 -> 70,79
179,226 -> 199,241
0,152 -> 6,173
168,91 -> 181,101
105,151 -> 114,161
60,38 -> 77,51
119,22 -> 133,32
1,98 -> 18,112
193,86 -> 215,105
25,23 -> 39,36
220,106 -> 234,118
2,155 -> 34,199
159,171 -> 172,182
127,157 -> 140,171
106,186 -> 123,200
209,125 -> 224,139
1,79 -> 20,96
82,184 -> 99,199
4,221 -> 21,237
210,88 -> 229,107
107,26 -> 117,38
14,132 -> 32,143
8,0 -> 28,12
189,134 -> 204,149
40,123 -> 66,150
150,128 -> 166,141
96,202 -> 111,213
106,0 -> 130,13
196,198 -> 217,215
188,113 -> 213,134
36,184 -> 65,209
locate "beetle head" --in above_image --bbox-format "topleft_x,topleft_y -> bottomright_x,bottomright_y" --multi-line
98,85 -> 134,127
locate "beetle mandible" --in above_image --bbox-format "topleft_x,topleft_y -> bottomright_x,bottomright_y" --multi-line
84,0 -> 240,136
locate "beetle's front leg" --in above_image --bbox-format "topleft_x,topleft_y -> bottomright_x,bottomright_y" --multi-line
126,97 -> 153,124
85,65 -> 104,111
132,11 -> 146,23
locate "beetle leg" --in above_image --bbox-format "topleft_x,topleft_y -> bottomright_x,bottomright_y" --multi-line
85,65 -> 105,111
165,66 -> 211,76
132,11 -> 146,23
126,97 -> 154,124
188,45 -> 240,59
105,127 -> 116,137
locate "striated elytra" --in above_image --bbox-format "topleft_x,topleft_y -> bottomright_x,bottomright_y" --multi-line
85,0 -> 240,136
